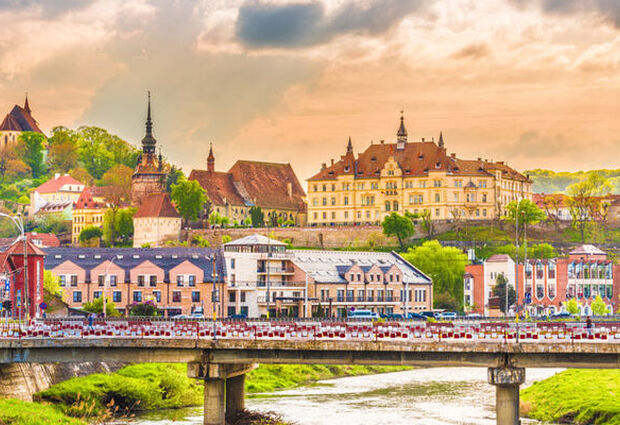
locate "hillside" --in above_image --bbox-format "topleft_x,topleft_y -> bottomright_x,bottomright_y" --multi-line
526,169 -> 620,194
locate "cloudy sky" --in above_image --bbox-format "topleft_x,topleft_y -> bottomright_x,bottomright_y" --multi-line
1,0 -> 619,184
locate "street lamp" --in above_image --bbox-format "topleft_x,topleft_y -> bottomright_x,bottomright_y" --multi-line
210,253 -> 219,340
0,212 -> 27,321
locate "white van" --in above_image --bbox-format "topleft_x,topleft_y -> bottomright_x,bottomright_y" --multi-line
347,310 -> 380,320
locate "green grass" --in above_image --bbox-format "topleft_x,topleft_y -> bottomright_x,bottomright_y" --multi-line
521,369 -> 620,425
435,225 -> 512,242
0,398 -> 86,425
246,364 -> 410,393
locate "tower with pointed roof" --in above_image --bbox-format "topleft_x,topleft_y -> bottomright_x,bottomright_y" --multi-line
438,131 -> 444,149
0,94 -> 44,149
207,143 -> 215,173
131,92 -> 167,207
396,112 -> 408,150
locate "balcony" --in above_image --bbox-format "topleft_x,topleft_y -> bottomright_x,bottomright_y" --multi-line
257,266 -> 295,275
257,280 -> 305,288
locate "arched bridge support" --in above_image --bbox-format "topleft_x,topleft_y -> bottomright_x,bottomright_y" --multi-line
188,362 -> 256,425
488,366 -> 525,425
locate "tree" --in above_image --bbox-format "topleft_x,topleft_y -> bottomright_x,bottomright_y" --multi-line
491,273 -> 516,314
43,270 -> 62,297
504,199 -> 545,232
82,297 -> 122,317
166,165 -> 185,193
129,300 -> 160,317
250,206 -> 264,227
69,167 -> 94,187
18,132 -> 46,177
100,164 -> 133,208
222,235 -> 232,244
591,295 -> 608,317
47,138 -> 78,173
102,208 -> 135,247
564,298 -> 580,315
542,195 -> 566,230
567,173 -> 613,242
402,240 -> 467,310
34,213 -> 70,234
382,213 -> 414,249
5,159 -> 31,180
171,179 -> 206,226
79,226 -> 103,246
434,293 -> 460,311
76,127 -> 115,179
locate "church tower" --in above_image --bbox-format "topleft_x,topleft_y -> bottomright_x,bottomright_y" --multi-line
131,92 -> 166,206
396,112 -> 408,150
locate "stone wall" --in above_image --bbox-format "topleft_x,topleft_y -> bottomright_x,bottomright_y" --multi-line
0,362 -> 125,401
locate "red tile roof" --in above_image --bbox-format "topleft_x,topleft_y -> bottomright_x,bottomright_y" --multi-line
35,174 -> 84,194
308,139 -> 529,183
0,104 -> 43,133
74,187 -> 102,210
1,238 -> 47,256
134,192 -> 180,218
25,232 -> 60,248
190,160 -> 306,211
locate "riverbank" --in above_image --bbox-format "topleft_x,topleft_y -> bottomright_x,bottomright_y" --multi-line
0,363 -> 409,425
521,369 -> 620,425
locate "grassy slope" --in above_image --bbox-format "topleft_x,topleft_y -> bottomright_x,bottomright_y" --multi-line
0,398 -> 86,425
521,370 -> 620,425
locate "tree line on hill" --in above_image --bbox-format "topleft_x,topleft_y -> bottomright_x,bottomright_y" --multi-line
526,168 -> 620,194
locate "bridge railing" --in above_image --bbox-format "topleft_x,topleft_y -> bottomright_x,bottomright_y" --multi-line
2,320 -> 619,343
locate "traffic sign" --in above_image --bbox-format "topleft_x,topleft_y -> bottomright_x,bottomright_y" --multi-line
39,302 -> 47,310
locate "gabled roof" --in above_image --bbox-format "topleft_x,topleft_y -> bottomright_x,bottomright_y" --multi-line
134,192 -> 179,218
0,103 -> 43,133
35,174 -> 84,194
486,254 -> 513,263
25,232 -> 60,248
569,244 -> 606,256
1,238 -> 46,256
74,187 -> 103,210
224,234 -> 286,247
189,170 -> 247,206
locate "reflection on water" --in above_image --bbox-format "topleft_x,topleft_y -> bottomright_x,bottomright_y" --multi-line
125,368 -> 562,425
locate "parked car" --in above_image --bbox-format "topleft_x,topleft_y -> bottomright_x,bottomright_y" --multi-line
347,309 -> 380,320
437,312 -> 458,320
228,314 -> 248,319
550,311 -> 572,319
420,311 -> 437,319
382,313 -> 405,320
466,313 -> 482,319
407,312 -> 426,320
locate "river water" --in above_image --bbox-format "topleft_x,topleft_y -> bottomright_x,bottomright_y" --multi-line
125,367 -> 561,425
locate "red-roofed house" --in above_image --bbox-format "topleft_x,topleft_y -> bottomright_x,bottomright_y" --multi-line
72,187 -> 108,244
133,192 -> 181,247
307,114 -> 532,225
189,144 -> 307,226
0,95 -> 44,150
29,174 -> 85,218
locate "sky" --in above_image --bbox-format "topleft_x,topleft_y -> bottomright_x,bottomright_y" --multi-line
0,0 -> 619,185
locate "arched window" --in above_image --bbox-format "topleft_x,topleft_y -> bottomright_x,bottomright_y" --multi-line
393,201 -> 399,211
385,201 -> 391,212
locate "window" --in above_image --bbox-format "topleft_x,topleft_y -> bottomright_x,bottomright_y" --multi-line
150,276 -> 157,287
93,291 -> 101,299
344,197 -> 349,206
227,306 -> 236,317
229,291 -> 236,302
172,291 -> 181,303
344,211 -> 349,219
73,291 -> 82,303
188,275 -> 196,287
192,291 -> 200,302
177,275 -> 185,287
331,211 -> 336,219
133,291 -> 142,303
153,291 -> 161,303
482,193 -> 487,202
331,197 -> 336,206
313,198 -> 318,207
322,197 -> 327,206
357,273 -> 361,281
60,275 -> 66,287
98,275 -> 105,287
240,306 -> 248,316
385,201 -> 391,212
435,208 -> 440,217
435,193 -> 440,202
240,292 -> 246,303
138,275 -> 145,287
110,275 -> 117,287
113,291 -> 122,302
230,259 -> 235,269
433,180 -> 442,188
70,275 -> 78,287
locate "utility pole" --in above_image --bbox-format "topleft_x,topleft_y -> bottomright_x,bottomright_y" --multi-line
304,273 -> 308,318
266,222 -> 271,319
102,258 -> 115,319
514,207 -> 519,318
211,253 -> 217,340
21,216 -> 28,321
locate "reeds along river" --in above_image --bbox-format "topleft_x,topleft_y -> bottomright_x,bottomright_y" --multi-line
125,367 -> 562,425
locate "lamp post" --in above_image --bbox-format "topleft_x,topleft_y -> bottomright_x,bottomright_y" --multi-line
102,257 -> 116,319
0,213 -> 27,321
211,253 -> 218,340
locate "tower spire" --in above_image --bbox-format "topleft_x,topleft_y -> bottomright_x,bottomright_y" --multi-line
207,142 -> 215,173
24,92 -> 31,114
346,136 -> 353,153
396,110 -> 407,149
438,131 -> 444,148
141,91 -> 157,154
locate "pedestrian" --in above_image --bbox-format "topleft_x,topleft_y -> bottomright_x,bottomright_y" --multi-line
585,315 -> 593,336
88,313 -> 95,331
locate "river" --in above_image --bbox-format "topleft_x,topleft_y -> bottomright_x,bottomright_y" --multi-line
125,367 -> 562,425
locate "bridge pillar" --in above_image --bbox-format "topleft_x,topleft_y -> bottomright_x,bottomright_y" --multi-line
488,367 -> 525,425
226,373 -> 246,419
204,378 -> 226,425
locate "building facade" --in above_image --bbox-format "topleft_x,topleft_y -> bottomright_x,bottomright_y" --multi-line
465,244 -> 620,316
464,254 -> 516,316
307,115 -> 532,226
44,247 -> 226,317
222,234 -> 433,318
72,187 -> 107,244
132,94 -> 166,207
132,192 -> 182,247
29,174 -> 85,217
189,145 -> 307,226
0,95 -> 44,149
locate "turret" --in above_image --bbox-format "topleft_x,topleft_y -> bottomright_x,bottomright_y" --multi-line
396,112 -> 407,150
207,143 -> 215,173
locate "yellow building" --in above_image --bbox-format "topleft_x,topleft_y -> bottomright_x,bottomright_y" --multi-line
72,187 -> 107,244
307,115 -> 532,226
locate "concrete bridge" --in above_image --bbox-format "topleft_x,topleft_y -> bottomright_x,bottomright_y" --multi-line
1,320 -> 619,425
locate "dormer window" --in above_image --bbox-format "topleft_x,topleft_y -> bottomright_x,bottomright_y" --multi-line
371,156 -> 376,161
418,154 -> 424,160
435,162 -> 441,169
344,165 -> 350,172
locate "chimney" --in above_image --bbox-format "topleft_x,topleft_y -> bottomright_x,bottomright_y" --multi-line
331,159 -> 334,166
422,137 -> 425,142
54,173 -> 60,179
322,163 -> 326,169
287,182 -> 292,198
477,157 -> 482,161
451,153 -> 456,158
380,140 -> 384,144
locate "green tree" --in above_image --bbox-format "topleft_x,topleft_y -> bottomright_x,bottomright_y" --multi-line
249,206 -> 264,227
222,235 -> 232,244
18,131 -> 46,178
528,243 -> 557,259
76,127 -> 115,179
100,164 -> 133,208
129,301 -> 160,317
102,208 -> 135,247
591,295 -> 608,316
382,213 -> 414,249
566,173 -> 613,242
166,165 -> 185,193
434,293 -> 460,312
564,298 -> 580,315
170,179 -> 206,225
43,270 -> 62,297
79,226 -> 103,244
82,297 -> 122,317
504,199 -> 545,231
47,127 -> 78,173
34,213 -> 70,234
402,240 -> 467,310
491,273 -> 516,314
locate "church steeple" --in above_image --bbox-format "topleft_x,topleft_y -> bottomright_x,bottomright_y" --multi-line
346,136 -> 353,153
396,111 -> 407,150
207,143 -> 215,173
438,131 -> 444,149
24,93 -> 31,114
141,91 -> 157,154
